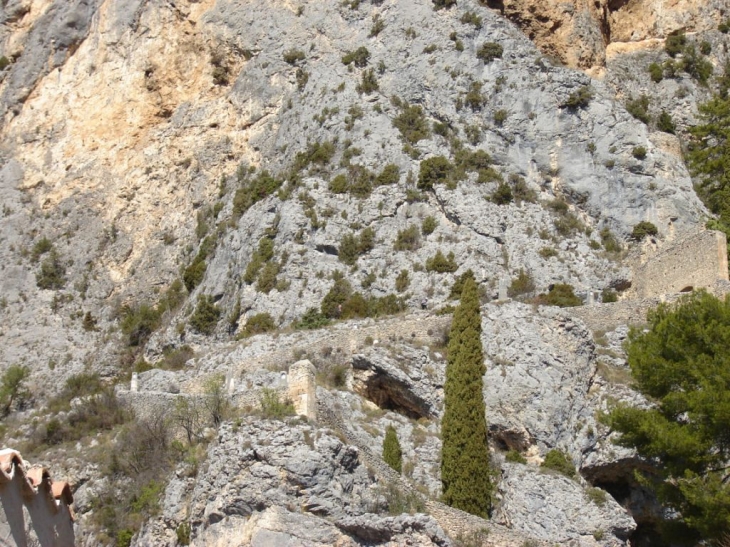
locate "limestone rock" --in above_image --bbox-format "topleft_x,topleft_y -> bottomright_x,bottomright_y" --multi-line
494,463 -> 636,545
352,347 -> 442,419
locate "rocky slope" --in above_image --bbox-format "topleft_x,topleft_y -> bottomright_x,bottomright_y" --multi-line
0,0 -> 727,546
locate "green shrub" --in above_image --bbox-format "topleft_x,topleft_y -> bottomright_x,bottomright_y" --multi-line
562,86 -> 593,109
422,216 -> 438,235
383,425 -> 403,473
370,15 -> 384,37
340,228 -> 376,264
341,46 -> 370,67
322,278 -> 353,318
0,56 -> 10,71
449,269 -> 475,299
505,450 -> 527,464
243,312 -> 276,336
490,182 -> 513,205
418,155 -> 453,190
719,20 -> 730,33
541,449 -> 576,478
632,146 -> 647,160
539,247 -> 558,258
295,308 -> 331,330
657,110 -> 676,134
554,212 -> 584,236
329,174 -> 349,193
233,170 -> 282,219
296,68 -> 308,90
508,269 -> 535,297
432,0 -> 457,9
121,304 -> 161,347
539,284 -> 582,307
183,258 -> 207,292
395,270 -> 410,292
376,164 -> 400,186
31,237 -> 53,261
509,174 -> 536,203
357,68 -> 379,94
1,365 -> 29,416
259,388 -> 295,419
648,62 -> 663,83
426,250 -> 457,273
630,221 -> 658,241
464,81 -> 485,111
665,32 -> 687,57
189,295 -> 220,335
176,523 -> 191,546
244,237 -> 275,284
601,288 -> 618,303
626,95 -> 651,124
600,228 -> 622,253
256,260 -> 281,294
476,42 -> 503,63
283,49 -> 305,65
460,11 -> 482,29
393,104 -> 431,144
493,109 -> 508,126
394,224 -> 420,251
36,250 -> 66,290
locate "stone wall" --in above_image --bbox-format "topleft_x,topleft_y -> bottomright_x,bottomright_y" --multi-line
630,230 -> 728,298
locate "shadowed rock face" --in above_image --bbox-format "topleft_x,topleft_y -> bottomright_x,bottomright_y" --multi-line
352,350 -> 440,419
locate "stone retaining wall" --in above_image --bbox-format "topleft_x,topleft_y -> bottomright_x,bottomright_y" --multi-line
630,229 -> 728,298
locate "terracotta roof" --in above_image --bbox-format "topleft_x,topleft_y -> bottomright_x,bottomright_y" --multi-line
0,448 -> 75,520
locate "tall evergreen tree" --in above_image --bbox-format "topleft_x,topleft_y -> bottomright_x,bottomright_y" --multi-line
440,277 -> 493,517
383,425 -> 403,473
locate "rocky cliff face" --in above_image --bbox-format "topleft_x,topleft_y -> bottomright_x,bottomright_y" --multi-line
486,0 -> 727,70
0,0 -> 726,546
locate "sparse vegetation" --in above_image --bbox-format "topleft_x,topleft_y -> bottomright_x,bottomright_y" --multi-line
508,269 -> 535,298
562,85 -> 593,109
283,49 -> 305,65
189,295 -> 221,335
422,216 -> 438,235
393,102 -> 431,144
341,47 -> 370,68
476,42 -> 503,63
540,449 -> 576,478
632,146 -> 647,160
425,250 -> 458,273
630,221 -> 658,241
243,312 -> 276,337
394,225 -> 420,251
538,283 -> 582,307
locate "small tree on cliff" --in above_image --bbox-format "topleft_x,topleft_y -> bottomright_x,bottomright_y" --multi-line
440,276 -> 493,517
383,425 -> 403,473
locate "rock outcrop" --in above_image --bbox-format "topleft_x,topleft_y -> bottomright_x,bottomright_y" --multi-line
486,0 -> 727,69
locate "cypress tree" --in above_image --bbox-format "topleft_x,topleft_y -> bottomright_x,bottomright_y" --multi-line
440,276 -> 492,517
382,425 -> 403,473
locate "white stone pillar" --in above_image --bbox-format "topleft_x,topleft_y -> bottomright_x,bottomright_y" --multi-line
287,360 -> 317,421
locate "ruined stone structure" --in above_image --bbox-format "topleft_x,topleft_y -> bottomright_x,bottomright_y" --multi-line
287,360 -> 317,421
0,449 -> 74,547
570,230 -> 730,332
630,229 -> 728,298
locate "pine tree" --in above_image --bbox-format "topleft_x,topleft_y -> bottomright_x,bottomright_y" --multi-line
383,425 -> 403,473
440,276 -> 493,517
